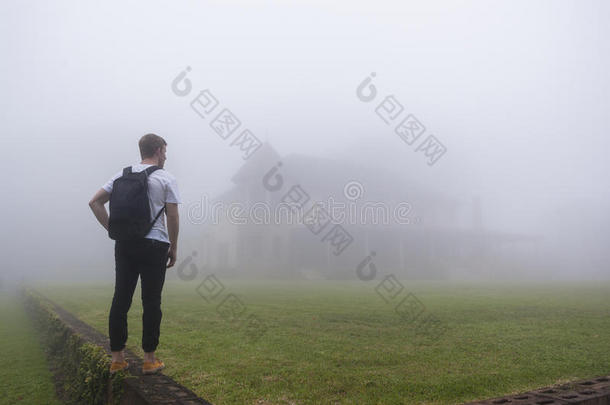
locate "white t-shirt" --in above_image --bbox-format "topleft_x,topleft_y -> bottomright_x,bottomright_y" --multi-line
103,163 -> 181,243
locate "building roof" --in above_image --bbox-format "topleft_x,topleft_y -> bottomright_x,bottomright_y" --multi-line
225,142 -> 456,209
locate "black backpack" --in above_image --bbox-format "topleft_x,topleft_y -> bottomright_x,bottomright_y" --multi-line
108,165 -> 166,241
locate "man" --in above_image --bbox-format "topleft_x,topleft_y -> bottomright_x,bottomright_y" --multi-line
88,133 -> 181,374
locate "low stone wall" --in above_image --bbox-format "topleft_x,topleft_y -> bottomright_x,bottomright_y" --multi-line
464,376 -> 610,405
22,288 -> 212,405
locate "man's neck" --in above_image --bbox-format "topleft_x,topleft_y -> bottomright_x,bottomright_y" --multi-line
140,159 -> 159,166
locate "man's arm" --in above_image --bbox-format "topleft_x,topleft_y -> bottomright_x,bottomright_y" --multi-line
166,202 -> 179,268
88,188 -> 111,230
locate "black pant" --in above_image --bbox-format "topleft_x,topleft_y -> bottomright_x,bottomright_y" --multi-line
109,238 -> 169,353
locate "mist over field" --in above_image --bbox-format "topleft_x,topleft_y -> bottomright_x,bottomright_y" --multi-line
2,0 -> 609,286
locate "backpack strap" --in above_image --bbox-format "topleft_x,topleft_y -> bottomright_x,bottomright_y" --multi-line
152,204 -> 166,226
144,165 -> 162,177
145,165 -> 165,226
122,166 -> 132,176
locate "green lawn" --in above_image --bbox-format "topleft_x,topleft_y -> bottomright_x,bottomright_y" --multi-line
0,292 -> 61,405
36,279 -> 610,404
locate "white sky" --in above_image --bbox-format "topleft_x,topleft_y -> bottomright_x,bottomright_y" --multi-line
2,0 -> 609,280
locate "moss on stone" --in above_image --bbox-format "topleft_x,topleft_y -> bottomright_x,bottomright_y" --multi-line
22,288 -> 125,405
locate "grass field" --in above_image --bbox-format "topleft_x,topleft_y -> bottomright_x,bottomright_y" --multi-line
35,279 -> 610,405
0,292 -> 61,405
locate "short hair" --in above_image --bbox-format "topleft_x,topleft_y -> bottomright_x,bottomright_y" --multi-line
139,133 -> 167,159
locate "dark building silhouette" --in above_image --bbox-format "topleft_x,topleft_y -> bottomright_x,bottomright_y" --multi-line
197,143 -> 533,280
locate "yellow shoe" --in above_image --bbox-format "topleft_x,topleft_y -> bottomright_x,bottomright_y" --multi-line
109,360 -> 129,374
142,359 -> 165,375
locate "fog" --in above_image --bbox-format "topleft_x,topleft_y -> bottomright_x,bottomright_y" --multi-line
2,0 -> 609,286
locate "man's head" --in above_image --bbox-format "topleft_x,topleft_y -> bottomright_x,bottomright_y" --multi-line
139,133 -> 167,168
